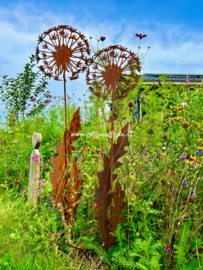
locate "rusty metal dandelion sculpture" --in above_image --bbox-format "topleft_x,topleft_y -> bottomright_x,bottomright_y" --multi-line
35,25 -> 91,219
86,45 -> 142,202
86,45 -> 142,249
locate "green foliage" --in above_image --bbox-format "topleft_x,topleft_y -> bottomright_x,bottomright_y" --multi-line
0,54 -> 51,123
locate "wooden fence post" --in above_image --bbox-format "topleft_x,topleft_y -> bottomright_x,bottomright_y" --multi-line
28,133 -> 42,207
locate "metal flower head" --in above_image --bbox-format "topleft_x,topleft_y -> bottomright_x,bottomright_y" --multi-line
35,25 -> 91,82
85,45 -> 142,100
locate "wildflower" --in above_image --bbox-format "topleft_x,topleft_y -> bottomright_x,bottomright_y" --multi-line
82,149 -> 87,153
97,149 -> 102,151
143,99 -> 147,102
163,134 -> 168,140
100,36 -> 106,41
80,170 -> 84,175
190,191 -> 194,195
78,156 -> 83,162
57,202 -> 62,206
53,96 -> 57,99
50,198 -> 53,203
61,216 -> 65,219
188,198 -> 194,203
157,81 -> 162,86
149,128 -> 154,133
45,143 -> 49,145
184,180 -> 189,185
30,98 -> 36,102
128,101 -> 134,108
135,33 -> 147,39
0,184 -> 4,187
93,204 -> 97,209
78,98 -> 82,101
181,102 -> 187,107
169,169 -> 176,177
196,150 -> 201,155
20,189 -> 26,195
130,175 -> 134,179
68,100 -> 71,104
52,233 -> 56,238
84,117 -> 88,120
182,121 -> 190,129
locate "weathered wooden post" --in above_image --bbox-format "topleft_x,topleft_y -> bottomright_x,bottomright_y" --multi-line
28,133 -> 42,207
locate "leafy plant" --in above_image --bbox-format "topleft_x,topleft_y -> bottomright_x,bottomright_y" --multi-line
0,54 -> 51,122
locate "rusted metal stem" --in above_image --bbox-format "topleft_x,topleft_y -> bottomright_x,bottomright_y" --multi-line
64,71 -> 67,185
110,90 -> 114,217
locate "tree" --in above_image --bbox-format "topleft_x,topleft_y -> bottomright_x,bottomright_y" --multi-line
0,54 -> 51,122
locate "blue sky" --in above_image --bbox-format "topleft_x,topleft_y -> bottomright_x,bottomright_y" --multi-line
0,0 -> 202,125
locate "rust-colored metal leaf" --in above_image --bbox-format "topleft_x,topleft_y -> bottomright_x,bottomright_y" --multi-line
94,123 -> 129,251
50,108 -> 83,225
107,180 -> 128,247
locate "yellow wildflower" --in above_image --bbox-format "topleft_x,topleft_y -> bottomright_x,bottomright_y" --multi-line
45,143 -> 49,145
0,184 -> 4,187
130,176 -> 134,180
158,143 -> 162,146
97,149 -> 102,151
164,142 -> 167,145
197,139 -> 203,142
184,147 -> 188,150
161,153 -> 166,156
197,147 -> 203,150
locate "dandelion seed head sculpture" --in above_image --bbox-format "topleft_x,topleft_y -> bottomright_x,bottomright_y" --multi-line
86,45 -> 142,100
35,25 -> 91,82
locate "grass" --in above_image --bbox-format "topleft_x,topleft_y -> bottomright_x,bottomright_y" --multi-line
0,80 -> 203,270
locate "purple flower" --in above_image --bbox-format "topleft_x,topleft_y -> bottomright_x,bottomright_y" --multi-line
80,170 -> 84,175
45,99 -> 51,103
180,155 -> 186,159
196,150 -> 201,155
50,198 -> 53,203
181,102 -> 187,107
100,36 -> 106,41
168,87 -> 171,89
184,180 -> 189,185
61,216 -> 65,219
157,81 -> 162,86
30,98 -> 36,102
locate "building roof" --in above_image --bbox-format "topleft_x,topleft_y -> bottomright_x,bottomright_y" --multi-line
139,73 -> 203,85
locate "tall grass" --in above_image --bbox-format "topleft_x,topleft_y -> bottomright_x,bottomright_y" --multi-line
0,81 -> 202,269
